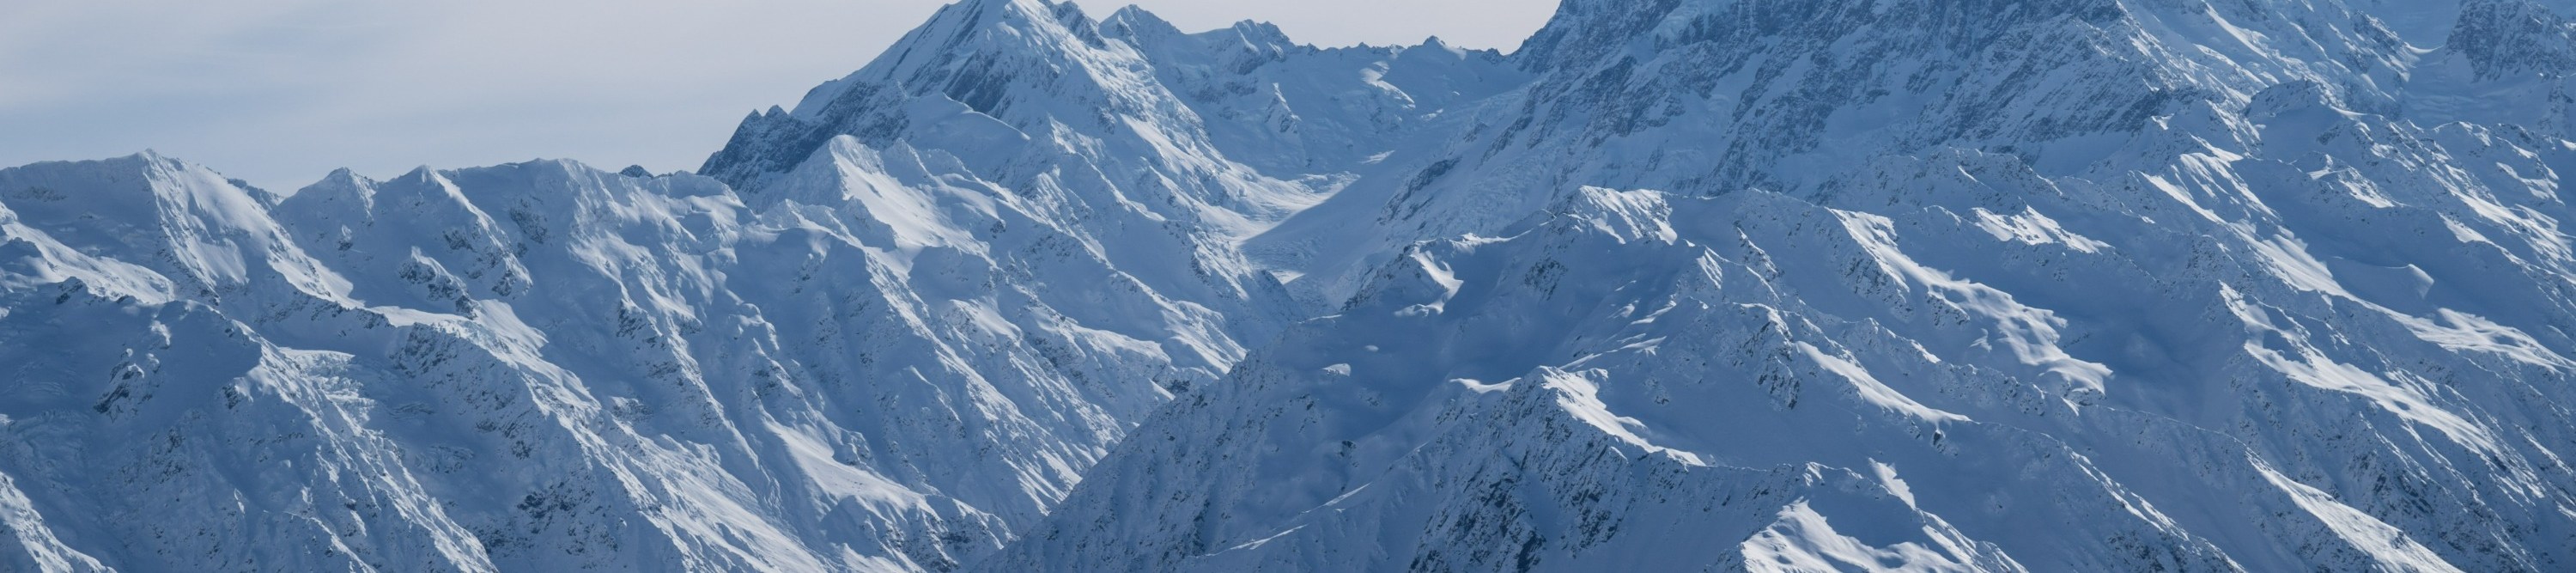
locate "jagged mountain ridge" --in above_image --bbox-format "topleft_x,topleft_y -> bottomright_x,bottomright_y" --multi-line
0,150 -> 1162,571
1002,0 -> 2576,570
0,0 -> 1522,570
6,0 -> 2576,571
1250,0 -> 2427,302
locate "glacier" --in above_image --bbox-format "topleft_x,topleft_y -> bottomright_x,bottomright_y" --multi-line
6,0 -> 2576,571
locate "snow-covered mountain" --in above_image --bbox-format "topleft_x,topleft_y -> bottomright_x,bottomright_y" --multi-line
7,0 -> 2576,571
1000,0 -> 2576,570
0,149 -> 1184,571
0,0 -> 1505,570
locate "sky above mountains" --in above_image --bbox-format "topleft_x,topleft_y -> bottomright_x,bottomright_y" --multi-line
0,0 -> 1555,191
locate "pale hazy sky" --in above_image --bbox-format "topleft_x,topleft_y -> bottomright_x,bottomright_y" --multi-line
0,0 -> 1559,190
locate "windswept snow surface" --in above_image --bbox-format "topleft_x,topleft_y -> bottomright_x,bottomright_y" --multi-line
8,0 -> 2576,571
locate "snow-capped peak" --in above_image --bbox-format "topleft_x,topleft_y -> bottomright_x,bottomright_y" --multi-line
12,1 -> 2576,571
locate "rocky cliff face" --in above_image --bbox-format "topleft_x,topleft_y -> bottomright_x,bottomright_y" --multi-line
7,0 -> 2576,571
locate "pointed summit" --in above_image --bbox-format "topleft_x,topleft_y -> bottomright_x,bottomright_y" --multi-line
854,0 -> 1090,85
1101,3 -> 1182,39
701,0 -> 1150,188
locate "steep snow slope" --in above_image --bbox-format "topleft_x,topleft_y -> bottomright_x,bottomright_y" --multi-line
701,0 -> 1518,315
1000,0 -> 2576,571
698,0 -> 1492,235
1252,0 -> 2431,302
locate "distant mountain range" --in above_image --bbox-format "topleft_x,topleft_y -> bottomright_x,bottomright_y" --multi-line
5,0 -> 2576,570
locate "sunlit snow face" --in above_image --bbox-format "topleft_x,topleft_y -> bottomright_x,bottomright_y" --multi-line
0,0 -> 1555,191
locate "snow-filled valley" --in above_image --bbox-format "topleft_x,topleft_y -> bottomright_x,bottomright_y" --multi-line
7,0 -> 2576,571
